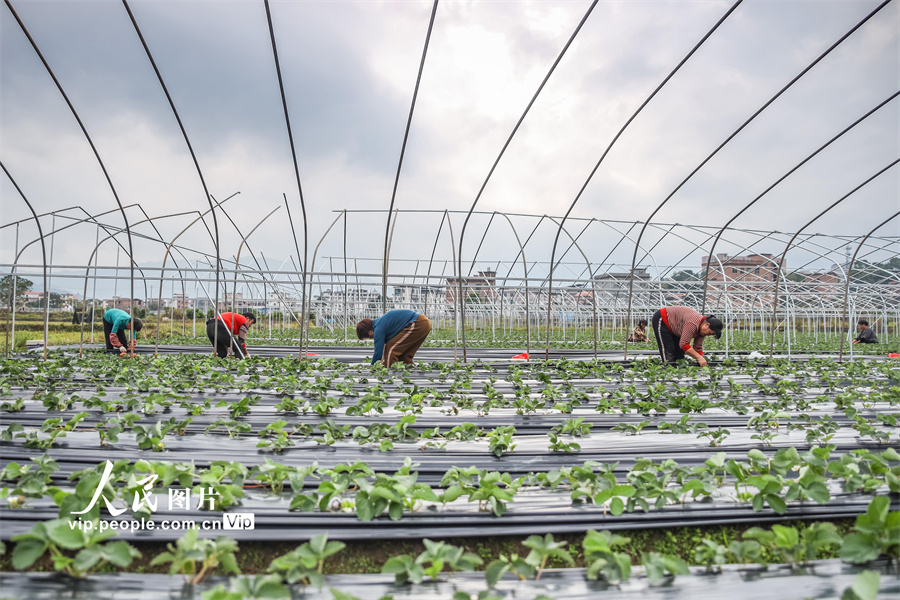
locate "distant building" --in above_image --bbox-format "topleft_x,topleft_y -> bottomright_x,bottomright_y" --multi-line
318,288 -> 377,313
446,270 -> 497,303
700,254 -> 782,309
592,268 -> 659,308
104,297 -> 144,311
392,285 -> 444,308
59,293 -> 79,311
22,291 -> 44,304
701,253 -> 780,283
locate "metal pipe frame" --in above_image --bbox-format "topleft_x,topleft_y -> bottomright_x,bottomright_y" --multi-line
624,0 -> 891,362
838,211 -> 900,361
767,159 -> 900,358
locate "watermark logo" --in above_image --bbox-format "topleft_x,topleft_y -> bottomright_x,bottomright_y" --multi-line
72,460 -> 219,515
68,460 -> 254,531
223,513 -> 255,530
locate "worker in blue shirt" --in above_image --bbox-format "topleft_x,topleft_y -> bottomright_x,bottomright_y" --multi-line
356,309 -> 431,368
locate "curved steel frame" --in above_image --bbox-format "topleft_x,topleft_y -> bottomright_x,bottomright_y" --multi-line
3,3 -> 898,363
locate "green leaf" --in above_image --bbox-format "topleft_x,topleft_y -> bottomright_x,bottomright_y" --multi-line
309,533 -> 328,556
101,540 -> 139,567
381,555 -> 412,574
806,481 -> 830,504
290,494 -> 316,512
11,538 -> 47,570
382,554 -> 423,585
220,551 -> 240,575
840,533 -> 881,564
662,555 -> 690,576
369,486 -> 398,502
751,494 -> 764,512
766,494 -> 787,514
484,559 -> 509,586
610,484 -> 635,497
772,525 -> 799,548
610,497 -> 625,516
441,485 -> 465,504
856,496 -> 889,534
355,492 -> 374,522
847,570 -> 880,600
706,452 -> 726,468
73,546 -> 103,572
47,521 -> 85,550
747,449 -> 766,461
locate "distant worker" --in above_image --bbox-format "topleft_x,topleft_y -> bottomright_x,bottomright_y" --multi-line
207,312 -> 256,359
852,319 -> 878,345
651,306 -> 722,367
627,319 -> 649,343
103,308 -> 142,355
356,309 -> 431,368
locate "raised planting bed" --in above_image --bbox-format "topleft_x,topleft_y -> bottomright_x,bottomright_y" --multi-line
0,351 -> 897,598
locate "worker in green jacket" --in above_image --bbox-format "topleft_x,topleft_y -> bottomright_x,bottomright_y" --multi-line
103,308 -> 142,355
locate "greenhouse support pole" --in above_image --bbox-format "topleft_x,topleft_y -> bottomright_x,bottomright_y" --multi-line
193,261 -> 198,338
59,210 -> 193,354
445,212 -> 458,361
768,159 -> 899,359
628,0 -> 883,361
343,210 -> 348,341
838,210 -> 900,362
699,90 -> 899,314
305,212 -> 344,356
544,216 -> 596,359
195,261 -> 245,360
496,212 -> 530,356
459,1 -> 599,362
123,0 -> 224,358
169,280 -> 175,337
152,196 -> 238,355
5,223 -> 19,357
382,0 -> 439,314
6,2 -> 138,359
1,162 -> 49,360
90,226 -> 99,344
263,1 -> 310,359
230,204 -> 281,326
47,215 -> 56,316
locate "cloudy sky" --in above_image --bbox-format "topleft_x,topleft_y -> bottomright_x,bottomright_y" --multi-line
1,0 -> 898,296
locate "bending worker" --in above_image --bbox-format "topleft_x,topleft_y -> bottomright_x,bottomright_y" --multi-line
103,308 -> 142,355
356,309 -> 431,368
852,319 -> 878,345
651,306 -> 722,367
207,311 -> 256,359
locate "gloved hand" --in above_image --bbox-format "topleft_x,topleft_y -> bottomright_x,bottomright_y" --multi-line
119,346 -> 127,355
128,340 -> 137,351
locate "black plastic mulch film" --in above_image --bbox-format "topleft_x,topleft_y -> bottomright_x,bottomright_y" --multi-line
0,350 -> 897,541
1,560 -> 898,600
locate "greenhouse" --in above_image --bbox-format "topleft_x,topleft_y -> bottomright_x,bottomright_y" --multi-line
1,1 -> 898,599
